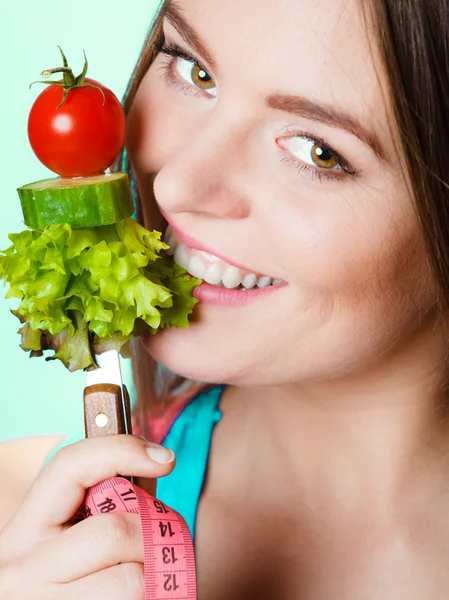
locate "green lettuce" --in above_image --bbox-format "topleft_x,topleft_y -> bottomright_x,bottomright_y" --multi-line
0,218 -> 200,371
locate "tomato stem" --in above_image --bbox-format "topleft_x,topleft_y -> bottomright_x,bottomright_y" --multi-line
29,46 -> 106,109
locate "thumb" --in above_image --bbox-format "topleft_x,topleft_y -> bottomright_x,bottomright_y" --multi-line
1,435 -> 175,558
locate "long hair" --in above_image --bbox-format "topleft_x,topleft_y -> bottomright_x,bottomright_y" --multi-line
115,1 -> 190,438
116,0 -> 449,435
366,1 -> 449,312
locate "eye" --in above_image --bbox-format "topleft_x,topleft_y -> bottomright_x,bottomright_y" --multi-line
175,56 -> 217,97
282,136 -> 340,170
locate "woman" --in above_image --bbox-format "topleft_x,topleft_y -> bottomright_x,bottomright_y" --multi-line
1,0 -> 449,597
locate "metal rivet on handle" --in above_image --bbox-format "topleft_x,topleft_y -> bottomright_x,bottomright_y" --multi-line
95,413 -> 109,428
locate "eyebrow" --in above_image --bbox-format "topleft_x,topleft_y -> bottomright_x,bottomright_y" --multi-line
163,1 -> 217,72
267,94 -> 386,160
163,2 -> 386,162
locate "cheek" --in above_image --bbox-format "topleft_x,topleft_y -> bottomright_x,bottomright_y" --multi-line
126,65 -> 199,175
264,184 -> 431,321
125,67 -> 180,230
126,73 -> 168,173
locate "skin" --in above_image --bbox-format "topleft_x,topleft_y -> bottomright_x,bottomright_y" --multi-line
1,0 -> 449,598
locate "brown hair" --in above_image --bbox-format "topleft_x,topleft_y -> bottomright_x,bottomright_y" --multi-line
115,1 -> 195,438
117,0 -> 449,434
366,1 -> 449,310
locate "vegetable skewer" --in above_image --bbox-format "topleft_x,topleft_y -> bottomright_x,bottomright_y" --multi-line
0,47 -> 200,372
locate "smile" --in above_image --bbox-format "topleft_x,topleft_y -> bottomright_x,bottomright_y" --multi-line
164,225 -> 284,290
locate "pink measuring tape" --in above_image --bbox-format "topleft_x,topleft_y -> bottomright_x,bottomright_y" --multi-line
83,478 -> 196,599
81,383 -> 197,599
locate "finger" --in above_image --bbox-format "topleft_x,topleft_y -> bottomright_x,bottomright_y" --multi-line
3,435 -> 174,556
66,562 -> 145,600
23,512 -> 143,583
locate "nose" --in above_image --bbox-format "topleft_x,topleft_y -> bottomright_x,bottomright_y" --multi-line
153,114 -> 251,220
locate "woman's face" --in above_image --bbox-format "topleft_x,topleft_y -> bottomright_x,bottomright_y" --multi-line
127,0 -> 436,387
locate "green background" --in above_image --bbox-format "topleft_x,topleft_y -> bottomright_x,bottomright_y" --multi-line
0,0 -> 160,441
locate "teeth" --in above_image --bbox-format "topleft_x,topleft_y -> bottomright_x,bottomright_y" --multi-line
169,233 -> 283,290
204,263 -> 223,285
174,243 -> 190,270
242,273 -> 257,290
188,256 -> 207,279
257,276 -> 272,289
222,266 -> 243,289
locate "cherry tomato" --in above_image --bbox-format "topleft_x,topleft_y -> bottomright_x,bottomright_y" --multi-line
28,77 -> 126,178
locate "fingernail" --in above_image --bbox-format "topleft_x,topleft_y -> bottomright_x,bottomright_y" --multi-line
146,442 -> 175,464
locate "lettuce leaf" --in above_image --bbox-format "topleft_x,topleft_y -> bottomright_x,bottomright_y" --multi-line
0,218 -> 200,371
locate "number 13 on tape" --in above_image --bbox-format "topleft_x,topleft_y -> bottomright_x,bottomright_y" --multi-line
83,477 -> 197,599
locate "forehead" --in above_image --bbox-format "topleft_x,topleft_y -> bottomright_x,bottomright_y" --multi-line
167,0 -> 390,138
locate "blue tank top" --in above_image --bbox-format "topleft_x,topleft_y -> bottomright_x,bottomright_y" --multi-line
156,385 -> 224,540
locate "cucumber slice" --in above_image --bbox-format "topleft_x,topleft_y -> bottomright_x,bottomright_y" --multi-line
18,172 -> 134,229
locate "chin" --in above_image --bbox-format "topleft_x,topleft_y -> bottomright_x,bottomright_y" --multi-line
143,323 -> 254,385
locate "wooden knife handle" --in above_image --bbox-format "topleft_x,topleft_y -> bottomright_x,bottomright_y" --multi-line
84,383 -> 132,438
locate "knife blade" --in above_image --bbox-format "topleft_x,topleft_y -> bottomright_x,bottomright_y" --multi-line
86,348 -> 124,388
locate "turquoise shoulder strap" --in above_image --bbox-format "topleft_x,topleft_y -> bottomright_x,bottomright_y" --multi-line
156,385 -> 224,539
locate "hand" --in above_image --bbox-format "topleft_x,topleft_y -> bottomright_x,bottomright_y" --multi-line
0,435 -> 175,599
